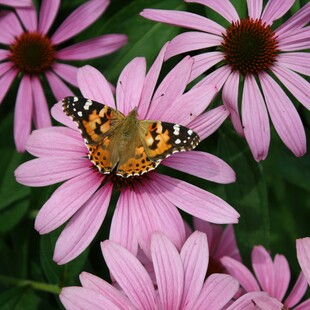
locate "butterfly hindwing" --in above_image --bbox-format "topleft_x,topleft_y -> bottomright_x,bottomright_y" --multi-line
62,96 -> 124,145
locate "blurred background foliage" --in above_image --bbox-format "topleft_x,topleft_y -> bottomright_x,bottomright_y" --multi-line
0,0 -> 309,308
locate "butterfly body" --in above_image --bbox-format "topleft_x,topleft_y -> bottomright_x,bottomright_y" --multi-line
62,96 -> 200,178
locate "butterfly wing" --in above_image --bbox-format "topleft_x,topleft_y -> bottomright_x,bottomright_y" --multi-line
62,96 -> 124,145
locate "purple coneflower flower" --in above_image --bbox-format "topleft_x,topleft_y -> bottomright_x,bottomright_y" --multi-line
15,45 -> 239,264
141,0 -> 310,161
297,237 -> 310,287
0,0 -> 31,8
0,0 -> 127,151
222,245 -> 310,309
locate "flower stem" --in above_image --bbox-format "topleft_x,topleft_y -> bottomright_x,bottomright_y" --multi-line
0,275 -> 61,294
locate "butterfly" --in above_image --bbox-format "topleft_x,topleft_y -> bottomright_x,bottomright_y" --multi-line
62,96 -> 200,178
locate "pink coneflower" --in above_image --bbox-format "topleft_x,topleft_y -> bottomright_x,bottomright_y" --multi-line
222,245 -> 310,309
141,0 -> 310,161
297,237 -> 310,286
0,0 -> 31,8
60,232 -> 242,309
15,45 -> 239,264
0,0 -> 127,151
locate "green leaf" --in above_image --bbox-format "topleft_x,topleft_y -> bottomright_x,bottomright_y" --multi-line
218,132 -> 270,262
0,288 -> 40,310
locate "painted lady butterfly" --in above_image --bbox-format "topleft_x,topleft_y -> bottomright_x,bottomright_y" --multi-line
62,96 -> 200,178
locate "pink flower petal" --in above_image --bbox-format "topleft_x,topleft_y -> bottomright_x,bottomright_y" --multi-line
276,52 -> 310,76
252,246 -> 274,293
297,238 -> 310,286
185,0 -> 239,22
0,0 -> 32,7
56,34 -> 128,60
31,76 -> 52,129
284,272 -> 308,308
51,101 -> 77,130
45,70 -> 74,100
51,0 -> 109,45
189,51 -> 224,83
16,5 -> 37,32
162,151 -> 236,184
79,272 -> 134,309
52,63 -> 78,87
278,27 -> 310,51
247,0 -> 263,19
242,74 -> 270,161
151,233 -> 184,310
259,72 -> 306,157
77,65 -> 115,108
261,0 -> 294,25
140,9 -> 225,36
130,181 -> 186,258
0,61 -> 13,77
109,189 -> 138,256
54,183 -> 113,264
34,171 -> 102,234
222,71 -> 244,136
221,256 -> 260,292
295,299 -> 310,310
165,31 -> 222,60
138,43 -> 167,119
146,56 -> 193,120
272,65 -> 310,110
116,57 -> 146,115
25,126 -> 86,158
188,105 -> 230,141
227,292 -> 269,310
149,173 -> 240,224
273,254 -> 290,300
0,11 -> 23,45
180,232 -> 209,309
0,68 -> 18,104
38,0 -> 60,34
15,157 -> 90,187
0,50 -> 9,62
60,287 -> 121,310
252,294 -> 284,309
101,240 -> 157,309
14,75 -> 33,152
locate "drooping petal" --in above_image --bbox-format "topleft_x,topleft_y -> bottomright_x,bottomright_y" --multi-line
56,34 -> 128,60
295,299 -> 310,310
54,183 -> 113,264
242,74 -> 270,162
16,5 -> 37,32
140,9 -> 225,36
185,0 -> 239,23
276,52 -> 310,76
149,173 -> 240,224
193,274 -> 239,310
151,233 -> 184,310
227,292 -> 270,310
52,63 -> 78,87
0,11 -> 23,45
25,126 -> 86,158
277,27 -> 310,51
252,294 -> 284,309
146,56 -> 193,120
180,232 -> 209,309
261,0 -> 294,25
79,272 -> 135,310
272,65 -> 310,110
34,171 -> 102,234
101,240 -> 157,310
252,246 -> 274,293
14,75 -> 33,153
284,272 -> 308,308
109,188 -> 138,256
116,57 -> 146,115
222,71 -> 244,136
162,151 -> 236,184
297,238 -> 310,286
31,76 -> 52,129
0,68 -> 18,104
0,0 -> 32,7
38,0 -> 60,34
188,105 -> 230,141
77,65 -> 115,108
259,72 -> 306,157
164,31 -> 222,60
273,254 -> 290,301
247,0 -> 263,19
45,70 -> 74,100
51,0 -> 109,45
51,101 -> 78,130
221,256 -> 260,292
